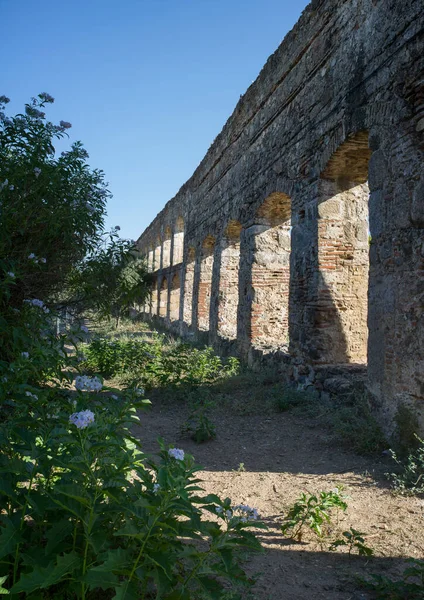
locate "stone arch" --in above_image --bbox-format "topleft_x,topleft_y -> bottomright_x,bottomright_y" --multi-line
316,130 -> 371,364
248,192 -> 291,348
154,236 -> 161,271
159,277 -> 168,317
183,247 -> 196,326
170,272 -> 181,321
173,217 -> 184,265
162,227 -> 172,268
217,220 -> 242,340
198,235 -> 215,331
148,245 -> 154,272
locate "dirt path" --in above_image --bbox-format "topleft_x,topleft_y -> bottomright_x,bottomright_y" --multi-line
133,398 -> 424,600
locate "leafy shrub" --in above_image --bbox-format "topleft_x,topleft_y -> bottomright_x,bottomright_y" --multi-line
274,387 -> 314,412
330,527 -> 373,557
281,489 -> 347,541
386,435 -> 424,495
0,380 -> 264,598
360,559 -> 424,599
82,336 -> 240,389
0,95 -> 261,599
182,392 -> 216,443
0,94 -> 108,315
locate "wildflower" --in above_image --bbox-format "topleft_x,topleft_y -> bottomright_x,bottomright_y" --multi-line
7,272 -> 15,278
226,510 -> 233,519
21,352 -> 29,358
25,391 -> 38,400
168,448 -> 185,461
28,253 -> 36,260
233,504 -> 259,521
75,375 -> 102,392
26,106 -> 45,119
33,167 -> 41,178
9,185 -> 14,191
24,298 -> 50,314
134,387 -> 145,397
153,483 -> 161,494
39,92 -> 54,103
59,120 -> 72,129
69,409 -> 95,429
40,257 -> 47,264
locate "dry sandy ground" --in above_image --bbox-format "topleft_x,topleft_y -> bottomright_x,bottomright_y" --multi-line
133,397 -> 424,600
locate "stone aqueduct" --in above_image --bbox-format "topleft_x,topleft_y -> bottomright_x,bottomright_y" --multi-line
136,0 -> 424,434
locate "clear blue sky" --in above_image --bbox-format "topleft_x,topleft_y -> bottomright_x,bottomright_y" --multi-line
2,0 -> 310,241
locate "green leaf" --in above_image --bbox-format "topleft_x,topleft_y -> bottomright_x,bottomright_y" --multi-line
95,548 -> 132,573
0,518 -> 21,560
55,484 -> 91,507
113,580 -> 139,600
45,519 -> 73,554
0,575 -> 9,594
11,552 -> 81,594
82,568 -> 119,591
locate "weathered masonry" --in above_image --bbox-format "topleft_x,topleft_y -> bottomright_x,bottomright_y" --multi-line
137,0 -> 424,435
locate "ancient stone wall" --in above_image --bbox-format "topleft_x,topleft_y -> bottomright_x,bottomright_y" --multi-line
137,0 -> 424,435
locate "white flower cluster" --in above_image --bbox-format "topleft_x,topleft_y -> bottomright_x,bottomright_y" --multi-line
168,448 -> 184,461
75,375 -> 102,392
21,352 -> 29,359
233,504 -> 259,522
69,409 -> 95,429
153,483 -> 161,493
24,298 -> 50,314
7,272 -> 15,278
134,387 -> 145,397
28,253 -> 46,264
216,504 -> 259,523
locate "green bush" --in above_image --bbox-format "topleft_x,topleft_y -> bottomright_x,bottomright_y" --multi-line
387,435 -> 424,495
360,559 -> 424,599
81,336 -> 240,388
0,383 -> 264,598
0,96 -> 261,599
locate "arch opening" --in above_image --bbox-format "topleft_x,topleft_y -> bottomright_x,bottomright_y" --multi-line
217,221 -> 241,340
173,217 -> 185,265
170,272 -> 181,321
250,192 -> 291,349
154,236 -> 161,272
159,277 -> 168,317
316,131 -> 371,364
183,247 -> 196,327
162,227 -> 172,268
198,236 -> 215,331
